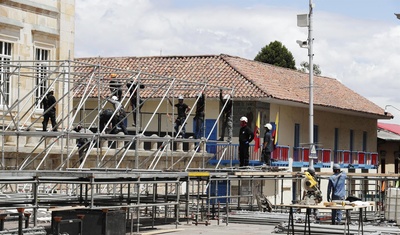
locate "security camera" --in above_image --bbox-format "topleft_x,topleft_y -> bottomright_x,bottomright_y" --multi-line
296,40 -> 308,48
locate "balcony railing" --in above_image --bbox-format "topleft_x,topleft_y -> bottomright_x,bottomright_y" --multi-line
292,147 -> 378,169
207,144 -> 290,167
336,150 -> 378,169
207,144 -> 378,169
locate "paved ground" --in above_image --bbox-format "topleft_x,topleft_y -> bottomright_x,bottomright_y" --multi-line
131,221 -> 279,235
3,217 -> 279,235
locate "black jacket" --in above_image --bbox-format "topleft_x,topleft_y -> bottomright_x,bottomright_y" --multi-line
239,125 -> 254,144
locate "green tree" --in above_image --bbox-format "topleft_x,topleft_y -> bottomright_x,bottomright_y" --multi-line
254,41 -> 296,69
299,61 -> 322,75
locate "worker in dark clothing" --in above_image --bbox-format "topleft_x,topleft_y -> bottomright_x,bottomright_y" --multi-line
194,92 -> 205,139
168,95 -> 191,138
262,123 -> 273,166
239,116 -> 254,167
106,95 -> 128,135
73,125 -> 89,164
219,89 -> 232,142
42,89 -> 57,131
127,82 -> 145,127
109,74 -> 123,101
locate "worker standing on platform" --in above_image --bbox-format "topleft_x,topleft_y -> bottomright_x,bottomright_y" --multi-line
327,164 -> 347,225
219,89 -> 232,142
194,92 -> 205,139
168,95 -> 190,138
238,116 -> 254,167
73,125 -> 90,164
262,123 -> 273,166
127,82 -> 145,127
106,95 -> 128,135
42,88 -> 57,132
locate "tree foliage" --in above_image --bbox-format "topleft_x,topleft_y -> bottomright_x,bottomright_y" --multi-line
254,41 -> 296,69
299,61 -> 322,75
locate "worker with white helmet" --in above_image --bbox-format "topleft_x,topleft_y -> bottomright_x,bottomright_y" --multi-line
327,163 -> 347,225
262,123 -> 274,166
168,95 -> 191,138
105,95 -> 128,135
219,89 -> 233,142
238,116 -> 254,167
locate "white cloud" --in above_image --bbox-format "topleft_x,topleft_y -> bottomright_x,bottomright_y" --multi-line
75,1 -> 400,124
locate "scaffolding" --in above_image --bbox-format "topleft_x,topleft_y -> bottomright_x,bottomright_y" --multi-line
0,59 -> 236,172
1,60 -> 400,234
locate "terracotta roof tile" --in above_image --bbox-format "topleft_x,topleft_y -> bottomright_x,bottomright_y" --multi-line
74,54 -> 385,116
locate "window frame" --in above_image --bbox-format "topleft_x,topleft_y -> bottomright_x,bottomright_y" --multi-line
34,47 -> 50,110
0,41 -> 12,107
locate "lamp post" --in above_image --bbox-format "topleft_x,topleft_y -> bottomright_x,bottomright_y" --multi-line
385,105 -> 400,114
297,0 -> 316,168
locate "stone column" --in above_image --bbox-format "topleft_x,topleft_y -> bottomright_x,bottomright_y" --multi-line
116,132 -> 125,149
150,134 -> 159,151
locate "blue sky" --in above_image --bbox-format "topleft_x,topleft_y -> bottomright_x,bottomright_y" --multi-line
75,0 -> 400,124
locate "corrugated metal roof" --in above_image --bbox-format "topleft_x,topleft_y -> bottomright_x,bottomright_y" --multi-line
378,129 -> 400,141
378,122 -> 400,135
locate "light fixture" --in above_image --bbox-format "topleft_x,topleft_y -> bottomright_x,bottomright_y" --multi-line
395,13 -> 400,20
384,105 -> 399,119
296,40 -> 308,48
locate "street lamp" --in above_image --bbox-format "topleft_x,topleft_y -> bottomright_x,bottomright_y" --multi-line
297,0 -> 316,168
395,13 -> 400,20
385,105 -> 400,116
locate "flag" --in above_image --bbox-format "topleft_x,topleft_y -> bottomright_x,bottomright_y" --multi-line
272,112 -> 279,149
253,112 -> 260,152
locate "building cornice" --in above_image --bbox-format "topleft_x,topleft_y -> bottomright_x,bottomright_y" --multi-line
0,0 -> 59,18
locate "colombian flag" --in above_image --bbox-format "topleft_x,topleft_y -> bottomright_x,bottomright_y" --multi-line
272,112 -> 279,149
253,112 -> 260,152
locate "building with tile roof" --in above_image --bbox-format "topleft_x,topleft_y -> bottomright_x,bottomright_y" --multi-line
75,54 -> 391,171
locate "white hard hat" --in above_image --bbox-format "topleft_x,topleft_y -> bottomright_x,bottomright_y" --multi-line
240,116 -> 248,122
111,96 -> 118,101
223,94 -> 230,100
178,95 -> 184,100
264,123 -> 272,130
49,88 -> 54,92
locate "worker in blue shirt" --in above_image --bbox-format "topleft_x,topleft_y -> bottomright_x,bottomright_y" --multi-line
327,164 -> 347,225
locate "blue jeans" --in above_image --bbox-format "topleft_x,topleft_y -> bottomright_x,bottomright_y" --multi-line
331,196 -> 344,224
332,209 -> 342,224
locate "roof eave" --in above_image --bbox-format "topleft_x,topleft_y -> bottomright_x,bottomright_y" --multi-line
269,98 -> 389,120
